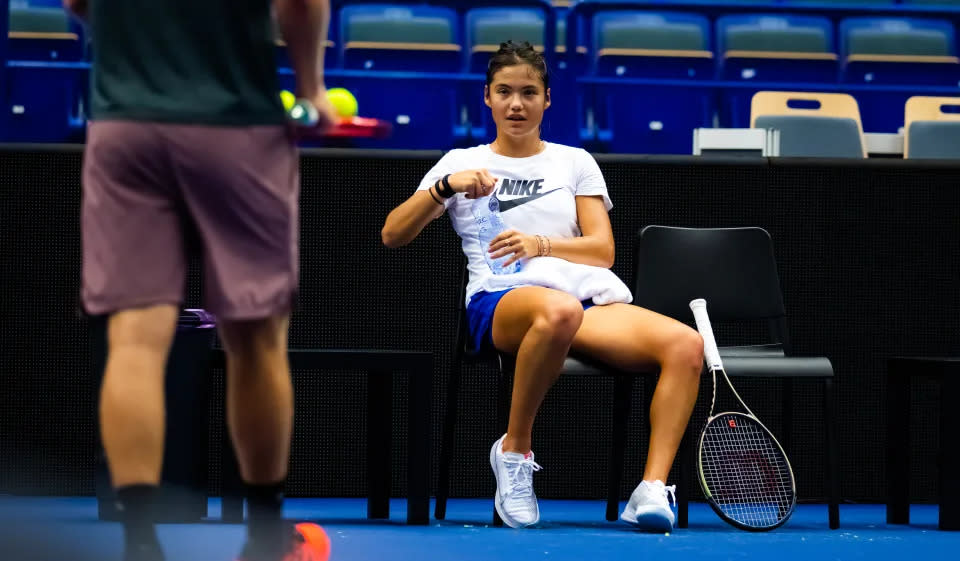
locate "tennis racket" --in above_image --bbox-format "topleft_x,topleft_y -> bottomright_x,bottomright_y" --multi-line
689,298 -> 796,531
288,98 -> 392,139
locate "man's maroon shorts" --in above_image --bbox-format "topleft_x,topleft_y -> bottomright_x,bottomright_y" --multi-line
81,120 -> 299,320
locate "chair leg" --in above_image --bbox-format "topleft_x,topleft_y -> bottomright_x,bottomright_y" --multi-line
435,349 -> 465,521
782,379 -> 794,458
607,375 -> 634,521
366,370 -> 392,520
824,377 -> 840,529
492,356 -> 513,527
677,418 -> 691,529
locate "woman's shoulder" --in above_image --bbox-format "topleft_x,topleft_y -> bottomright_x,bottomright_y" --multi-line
546,142 -> 593,160
443,144 -> 491,160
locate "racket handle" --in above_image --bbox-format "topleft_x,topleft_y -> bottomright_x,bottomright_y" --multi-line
288,99 -> 319,127
689,298 -> 724,371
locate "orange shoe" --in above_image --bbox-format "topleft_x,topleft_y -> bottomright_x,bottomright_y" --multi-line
287,523 -> 331,561
238,523 -> 331,561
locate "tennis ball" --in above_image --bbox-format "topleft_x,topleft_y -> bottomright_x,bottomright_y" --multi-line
280,90 -> 296,112
327,87 -> 358,117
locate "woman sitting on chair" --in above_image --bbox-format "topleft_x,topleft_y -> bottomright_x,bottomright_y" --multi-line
381,41 -> 703,531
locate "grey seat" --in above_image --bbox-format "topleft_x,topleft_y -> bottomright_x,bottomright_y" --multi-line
633,225 -> 841,529
906,121 -> 960,159
755,115 -> 865,158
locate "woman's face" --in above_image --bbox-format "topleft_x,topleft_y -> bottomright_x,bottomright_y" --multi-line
484,63 -> 550,141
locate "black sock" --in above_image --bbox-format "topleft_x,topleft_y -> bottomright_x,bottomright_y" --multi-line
244,482 -> 287,560
115,484 -> 163,561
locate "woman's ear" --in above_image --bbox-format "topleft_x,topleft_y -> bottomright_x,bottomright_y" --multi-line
544,87 -> 551,110
484,85 -> 492,108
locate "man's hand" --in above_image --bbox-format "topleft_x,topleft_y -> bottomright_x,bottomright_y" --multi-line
303,88 -> 341,133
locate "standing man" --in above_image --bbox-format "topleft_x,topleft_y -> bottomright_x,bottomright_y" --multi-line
64,1 -> 338,560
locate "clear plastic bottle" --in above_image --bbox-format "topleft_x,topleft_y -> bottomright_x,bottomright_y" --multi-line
473,194 -> 520,275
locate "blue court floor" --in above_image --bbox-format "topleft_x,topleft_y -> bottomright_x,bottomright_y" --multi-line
0,497 -> 956,561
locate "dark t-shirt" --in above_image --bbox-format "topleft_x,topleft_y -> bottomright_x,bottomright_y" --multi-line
89,0 -> 285,125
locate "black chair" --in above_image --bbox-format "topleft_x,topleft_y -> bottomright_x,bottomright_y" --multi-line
633,225 -> 841,529
434,263 -> 690,525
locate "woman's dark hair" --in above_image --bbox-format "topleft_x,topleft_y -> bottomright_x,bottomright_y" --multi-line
485,40 -> 549,90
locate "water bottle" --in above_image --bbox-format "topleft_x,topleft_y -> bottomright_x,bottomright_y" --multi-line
474,194 -> 521,275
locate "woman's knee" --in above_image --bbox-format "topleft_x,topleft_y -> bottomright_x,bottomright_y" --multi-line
663,326 -> 705,374
531,295 -> 584,341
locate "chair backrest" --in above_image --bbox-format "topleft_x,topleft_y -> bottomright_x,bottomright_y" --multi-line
840,17 -> 956,59
718,15 -> 834,56
633,226 -> 787,327
340,4 -> 461,71
904,96 -> 960,159
467,8 -> 545,52
751,91 -> 867,157
591,10 -> 712,76
465,7 -> 545,72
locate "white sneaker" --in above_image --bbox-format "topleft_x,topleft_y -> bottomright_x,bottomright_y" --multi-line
620,480 -> 677,532
490,434 -> 542,528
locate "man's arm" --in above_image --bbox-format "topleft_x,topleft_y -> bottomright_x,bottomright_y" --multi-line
63,0 -> 88,21
274,0 -> 338,127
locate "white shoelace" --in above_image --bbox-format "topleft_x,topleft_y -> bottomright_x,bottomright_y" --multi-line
503,456 -> 542,498
661,484 -> 677,508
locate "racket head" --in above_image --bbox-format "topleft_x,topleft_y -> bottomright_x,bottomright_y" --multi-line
697,411 -> 797,531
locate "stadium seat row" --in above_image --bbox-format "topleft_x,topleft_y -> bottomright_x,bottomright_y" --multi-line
5,1 -> 960,153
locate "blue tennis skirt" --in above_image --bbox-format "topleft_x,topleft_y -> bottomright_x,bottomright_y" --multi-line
466,288 -> 595,352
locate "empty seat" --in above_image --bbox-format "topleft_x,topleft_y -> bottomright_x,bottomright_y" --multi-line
716,15 -> 838,128
751,91 -> 867,158
718,15 -> 837,82
7,6 -> 82,61
592,11 -> 713,79
334,5 -> 463,149
340,4 -> 461,72
466,8 -> 545,73
840,17 -> 959,133
840,17 -> 959,86
904,96 -> 960,159
589,10 -> 714,154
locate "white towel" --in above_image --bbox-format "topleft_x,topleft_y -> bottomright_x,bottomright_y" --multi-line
480,256 -> 633,305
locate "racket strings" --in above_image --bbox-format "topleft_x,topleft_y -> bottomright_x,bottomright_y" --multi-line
701,415 -> 794,528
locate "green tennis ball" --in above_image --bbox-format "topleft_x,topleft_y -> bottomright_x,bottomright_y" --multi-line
327,87 -> 358,118
280,90 -> 296,112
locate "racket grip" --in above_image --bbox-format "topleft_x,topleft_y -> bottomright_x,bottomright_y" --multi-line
689,298 -> 723,371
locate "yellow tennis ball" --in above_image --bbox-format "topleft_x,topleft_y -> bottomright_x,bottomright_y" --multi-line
280,90 -> 296,112
327,87 -> 358,117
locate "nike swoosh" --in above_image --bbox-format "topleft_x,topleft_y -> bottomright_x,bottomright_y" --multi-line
497,188 -> 561,212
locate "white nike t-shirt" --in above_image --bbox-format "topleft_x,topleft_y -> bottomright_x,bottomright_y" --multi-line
417,142 -> 632,307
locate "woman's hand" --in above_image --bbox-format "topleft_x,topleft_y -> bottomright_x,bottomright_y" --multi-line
446,169 -> 498,199
488,229 -> 540,267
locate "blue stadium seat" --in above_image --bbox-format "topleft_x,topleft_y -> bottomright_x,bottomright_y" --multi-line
339,4 -> 462,72
841,17 -> 959,133
840,17 -> 959,86
717,14 -> 838,128
3,5 -> 85,142
465,7 -> 545,74
717,15 -> 837,83
592,11 -> 713,79
589,10 -> 714,154
327,4 -> 464,149
6,6 -> 83,61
